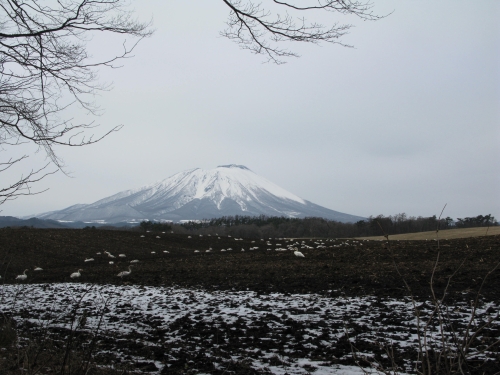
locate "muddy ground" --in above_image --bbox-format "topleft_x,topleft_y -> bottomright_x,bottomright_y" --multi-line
1,228 -> 499,301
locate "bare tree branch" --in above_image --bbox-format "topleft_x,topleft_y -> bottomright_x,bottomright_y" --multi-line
0,156 -> 56,206
220,0 -> 387,64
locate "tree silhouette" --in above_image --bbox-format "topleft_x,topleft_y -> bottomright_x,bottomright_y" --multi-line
0,0 -> 152,205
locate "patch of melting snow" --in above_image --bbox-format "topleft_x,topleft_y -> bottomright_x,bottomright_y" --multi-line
0,283 -> 498,374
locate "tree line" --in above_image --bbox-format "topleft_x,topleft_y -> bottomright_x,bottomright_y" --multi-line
455,214 -> 497,228
148,213 -> 497,239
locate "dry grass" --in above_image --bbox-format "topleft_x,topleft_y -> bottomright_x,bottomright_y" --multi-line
355,226 -> 500,241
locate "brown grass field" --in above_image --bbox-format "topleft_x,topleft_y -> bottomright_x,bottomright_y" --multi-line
355,226 -> 500,240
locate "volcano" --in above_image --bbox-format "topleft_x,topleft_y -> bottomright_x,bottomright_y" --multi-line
36,165 -> 363,223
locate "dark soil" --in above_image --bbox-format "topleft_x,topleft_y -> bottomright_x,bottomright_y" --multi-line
1,228 -> 499,301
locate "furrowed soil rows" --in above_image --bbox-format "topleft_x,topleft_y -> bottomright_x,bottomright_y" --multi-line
1,228 -> 499,300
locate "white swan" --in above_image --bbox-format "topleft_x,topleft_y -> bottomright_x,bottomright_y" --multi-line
70,269 -> 83,278
117,265 -> 133,278
16,269 -> 28,280
293,247 -> 305,258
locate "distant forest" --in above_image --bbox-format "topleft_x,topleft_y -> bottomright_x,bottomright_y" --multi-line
140,213 -> 497,239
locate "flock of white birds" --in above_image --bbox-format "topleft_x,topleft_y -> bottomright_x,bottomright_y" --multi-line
10,232 -> 371,282
188,235 -> 369,258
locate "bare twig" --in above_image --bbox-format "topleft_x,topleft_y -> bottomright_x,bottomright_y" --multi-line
436,204 -> 447,250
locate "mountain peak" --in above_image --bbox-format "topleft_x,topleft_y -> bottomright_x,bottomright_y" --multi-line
217,164 -> 250,171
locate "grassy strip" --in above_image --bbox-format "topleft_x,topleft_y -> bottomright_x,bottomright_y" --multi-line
355,226 -> 500,240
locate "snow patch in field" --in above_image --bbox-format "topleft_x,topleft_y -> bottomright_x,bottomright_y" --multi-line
1,283 -> 497,375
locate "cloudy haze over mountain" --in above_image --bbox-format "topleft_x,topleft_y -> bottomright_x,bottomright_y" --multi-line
35,165 -> 364,223
1,1 -> 498,220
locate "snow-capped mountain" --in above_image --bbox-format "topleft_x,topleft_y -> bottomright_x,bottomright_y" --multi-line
36,165 -> 364,223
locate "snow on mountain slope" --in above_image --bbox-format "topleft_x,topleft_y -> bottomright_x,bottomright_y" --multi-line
37,165 -> 364,223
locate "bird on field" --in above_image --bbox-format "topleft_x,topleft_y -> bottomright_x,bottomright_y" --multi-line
163,251 -> 169,253
118,254 -> 126,258
117,265 -> 133,278
84,258 -> 94,262
105,251 -> 115,258
130,259 -> 139,263
151,251 -> 156,254
34,266 -> 43,271
109,261 -> 114,265
16,269 -> 28,281
293,248 -> 305,258
70,269 -> 83,279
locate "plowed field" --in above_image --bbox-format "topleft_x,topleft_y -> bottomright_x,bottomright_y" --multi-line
1,229 -> 499,375
1,229 -> 499,301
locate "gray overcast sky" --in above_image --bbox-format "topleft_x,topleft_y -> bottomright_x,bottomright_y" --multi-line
2,0 -> 499,220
